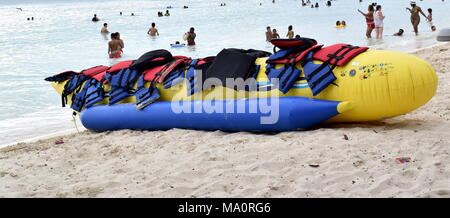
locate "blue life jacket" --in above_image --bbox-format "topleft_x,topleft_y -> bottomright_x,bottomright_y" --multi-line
62,74 -> 88,108
105,68 -> 141,105
302,52 -> 336,95
84,79 -> 105,108
185,59 -> 199,96
163,68 -> 185,89
265,45 -> 319,94
70,78 -> 95,112
302,44 -> 367,95
134,74 -> 160,110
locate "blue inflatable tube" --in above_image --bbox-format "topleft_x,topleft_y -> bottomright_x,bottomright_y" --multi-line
171,44 -> 185,48
80,97 -> 342,131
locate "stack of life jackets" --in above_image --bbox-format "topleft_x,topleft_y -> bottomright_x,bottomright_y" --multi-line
266,38 -> 368,95
45,50 -> 194,112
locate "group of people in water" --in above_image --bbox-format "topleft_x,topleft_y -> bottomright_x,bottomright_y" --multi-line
157,10 -> 170,17
92,5 -> 197,59
265,25 -> 297,41
358,1 -> 435,39
90,0 -> 441,59
301,0 -> 321,8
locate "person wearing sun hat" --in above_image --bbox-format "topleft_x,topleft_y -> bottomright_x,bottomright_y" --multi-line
406,1 -> 429,35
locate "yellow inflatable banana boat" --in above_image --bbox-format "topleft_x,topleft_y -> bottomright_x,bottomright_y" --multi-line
46,39 -> 437,131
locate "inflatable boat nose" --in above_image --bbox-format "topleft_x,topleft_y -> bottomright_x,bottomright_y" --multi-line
387,54 -> 437,115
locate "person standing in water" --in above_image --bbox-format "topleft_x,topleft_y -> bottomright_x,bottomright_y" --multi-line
358,5 -> 375,38
286,25 -> 294,39
108,32 -> 124,58
147,22 -> 159,36
272,29 -> 280,39
101,23 -> 109,33
186,27 -> 196,46
406,1 -> 429,35
374,5 -> 385,39
265,26 -> 273,41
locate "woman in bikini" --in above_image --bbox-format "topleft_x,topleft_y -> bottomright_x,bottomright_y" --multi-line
406,1 -> 429,35
358,5 -> 375,38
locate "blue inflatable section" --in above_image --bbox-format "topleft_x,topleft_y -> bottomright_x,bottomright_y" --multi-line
80,97 -> 341,131
170,44 -> 186,48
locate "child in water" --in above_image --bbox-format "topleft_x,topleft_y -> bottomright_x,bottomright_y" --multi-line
393,29 -> 404,36
170,41 -> 186,46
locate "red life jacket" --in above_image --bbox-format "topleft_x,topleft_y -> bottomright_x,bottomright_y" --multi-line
301,44 -> 369,95
270,37 -> 317,50
143,56 -> 191,82
312,44 -> 368,66
81,65 -> 109,77
107,60 -> 133,74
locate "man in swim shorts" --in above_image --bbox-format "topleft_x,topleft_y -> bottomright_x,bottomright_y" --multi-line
101,23 -> 109,33
108,32 -> 124,58
147,23 -> 159,36
187,27 -> 196,46
266,26 -> 273,41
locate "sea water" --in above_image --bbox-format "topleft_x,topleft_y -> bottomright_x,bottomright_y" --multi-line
0,0 -> 448,146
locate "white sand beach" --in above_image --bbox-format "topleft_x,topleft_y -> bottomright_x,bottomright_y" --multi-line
0,43 -> 449,198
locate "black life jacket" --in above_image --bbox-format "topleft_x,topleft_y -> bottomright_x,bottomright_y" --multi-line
130,49 -> 174,72
185,57 -> 216,96
204,48 -> 271,91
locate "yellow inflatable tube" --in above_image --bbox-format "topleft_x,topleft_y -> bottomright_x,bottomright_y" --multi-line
51,49 -> 437,123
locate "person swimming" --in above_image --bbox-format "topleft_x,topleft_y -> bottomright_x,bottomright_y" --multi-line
147,22 -> 159,36
393,29 -> 404,36
101,23 -> 109,33
170,41 -> 186,46
108,32 -> 124,59
92,14 -> 99,22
